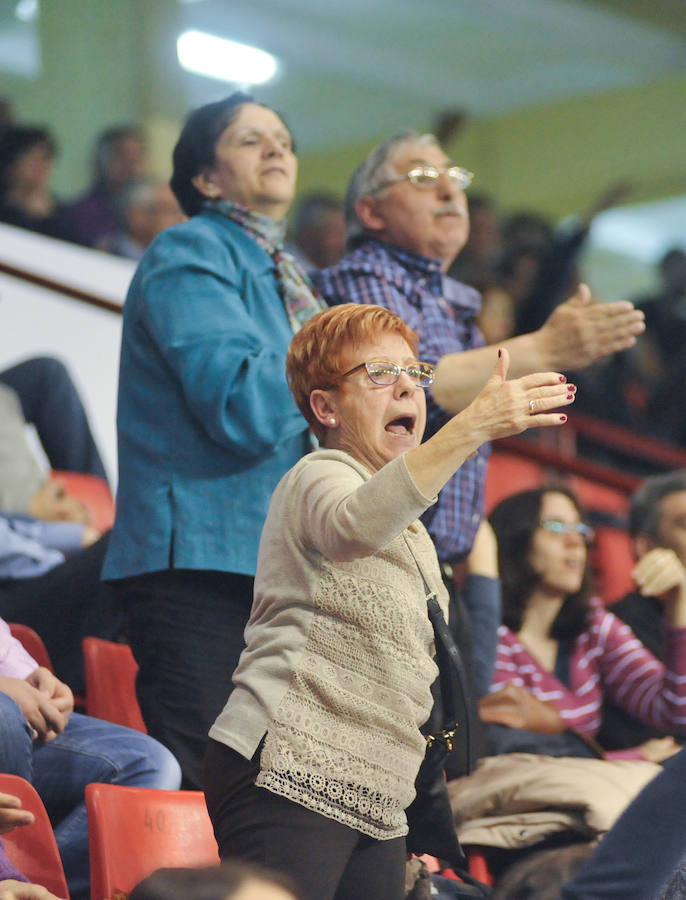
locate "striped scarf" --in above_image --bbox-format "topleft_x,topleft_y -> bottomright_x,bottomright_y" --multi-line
210,200 -> 326,334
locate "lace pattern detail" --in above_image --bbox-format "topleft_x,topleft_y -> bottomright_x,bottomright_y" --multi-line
256,527 -> 447,839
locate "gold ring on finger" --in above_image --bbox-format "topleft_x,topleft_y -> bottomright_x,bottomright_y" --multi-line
528,399 -> 536,415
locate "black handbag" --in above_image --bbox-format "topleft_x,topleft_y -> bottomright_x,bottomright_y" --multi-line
404,547 -> 491,897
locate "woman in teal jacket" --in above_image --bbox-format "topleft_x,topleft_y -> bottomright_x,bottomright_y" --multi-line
102,92 -> 324,788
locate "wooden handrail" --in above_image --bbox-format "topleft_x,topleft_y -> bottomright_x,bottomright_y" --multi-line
0,259 -> 123,315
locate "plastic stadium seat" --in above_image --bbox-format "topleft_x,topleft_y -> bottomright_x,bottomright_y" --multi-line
485,452 -> 545,514
82,637 -> 146,733
0,773 -> 70,898
86,783 -> 219,899
568,475 -> 629,519
466,847 -> 495,886
416,851 -> 494,887
50,470 -> 115,533
8,622 -> 53,671
10,622 -> 86,710
591,526 -> 635,606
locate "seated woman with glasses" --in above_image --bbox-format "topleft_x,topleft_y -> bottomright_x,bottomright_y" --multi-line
204,303 -> 574,900
483,487 -> 686,762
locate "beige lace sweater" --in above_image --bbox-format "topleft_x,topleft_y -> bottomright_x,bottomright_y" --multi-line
210,449 -> 450,840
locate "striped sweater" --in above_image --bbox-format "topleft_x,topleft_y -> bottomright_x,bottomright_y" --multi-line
491,600 -> 686,748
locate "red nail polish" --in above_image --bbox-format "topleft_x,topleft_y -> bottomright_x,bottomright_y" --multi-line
559,376 -> 566,383
567,393 -> 574,400
498,349 -> 502,358
560,414 -> 567,422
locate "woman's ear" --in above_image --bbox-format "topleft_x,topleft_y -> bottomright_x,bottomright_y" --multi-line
355,196 -> 386,233
310,389 -> 338,429
191,170 -> 221,200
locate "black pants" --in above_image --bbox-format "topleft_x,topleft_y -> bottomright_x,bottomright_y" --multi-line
0,356 -> 108,483
204,739 -> 407,900
0,532 -> 122,694
119,568 -> 253,789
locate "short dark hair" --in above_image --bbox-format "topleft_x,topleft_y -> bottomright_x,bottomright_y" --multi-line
629,470 -> 686,540
489,486 -> 592,639
170,91 -> 289,218
293,191 -> 342,236
93,124 -> 143,181
0,125 -> 56,189
170,93 -> 253,217
129,861 -> 298,900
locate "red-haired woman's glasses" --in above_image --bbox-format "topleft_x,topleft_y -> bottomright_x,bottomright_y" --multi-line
341,359 -> 434,387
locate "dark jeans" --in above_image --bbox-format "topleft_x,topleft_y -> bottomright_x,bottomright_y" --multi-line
0,532 -> 123,694
561,746 -> 686,899
204,739 -> 407,900
119,568 -> 253,790
0,356 -> 107,483
0,693 -> 181,900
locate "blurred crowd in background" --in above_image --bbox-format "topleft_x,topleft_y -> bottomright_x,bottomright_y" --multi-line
1,95 -> 685,449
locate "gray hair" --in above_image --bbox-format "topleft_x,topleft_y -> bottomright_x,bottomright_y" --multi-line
344,130 -> 440,248
115,178 -> 167,226
629,470 -> 686,539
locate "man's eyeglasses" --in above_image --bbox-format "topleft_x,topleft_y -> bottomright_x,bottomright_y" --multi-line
539,519 -> 595,543
373,165 -> 474,194
341,359 -> 434,387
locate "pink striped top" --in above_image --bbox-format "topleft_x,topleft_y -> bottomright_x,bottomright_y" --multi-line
491,600 -> 686,746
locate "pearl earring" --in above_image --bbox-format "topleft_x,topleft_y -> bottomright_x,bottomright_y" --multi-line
329,418 -> 336,425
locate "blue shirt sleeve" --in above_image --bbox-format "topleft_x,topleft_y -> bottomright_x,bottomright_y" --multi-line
463,573 -> 501,698
0,515 -> 69,578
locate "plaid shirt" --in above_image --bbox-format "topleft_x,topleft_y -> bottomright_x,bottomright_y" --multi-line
313,239 -> 489,561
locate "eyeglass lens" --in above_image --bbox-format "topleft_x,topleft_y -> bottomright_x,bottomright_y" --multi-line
540,519 -> 594,541
408,166 -> 473,189
366,361 -> 433,386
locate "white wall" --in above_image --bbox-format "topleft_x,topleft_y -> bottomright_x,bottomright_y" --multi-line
0,224 -> 136,485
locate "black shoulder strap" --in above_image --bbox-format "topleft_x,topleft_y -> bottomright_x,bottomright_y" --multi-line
406,539 -> 475,773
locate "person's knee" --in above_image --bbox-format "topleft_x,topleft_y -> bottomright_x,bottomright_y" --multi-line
143,737 -> 183,790
51,713 -> 181,790
109,726 -> 182,790
0,693 -> 34,778
31,356 -> 70,383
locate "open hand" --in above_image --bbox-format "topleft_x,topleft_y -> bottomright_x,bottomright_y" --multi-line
539,284 -> 645,371
464,346 -> 574,446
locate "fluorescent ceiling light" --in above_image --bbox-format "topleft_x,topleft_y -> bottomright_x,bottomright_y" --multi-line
177,30 -> 278,85
15,0 -> 39,22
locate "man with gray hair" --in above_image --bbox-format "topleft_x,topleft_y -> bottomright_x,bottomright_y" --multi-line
313,131 -> 645,779
102,178 -> 184,260
599,470 -> 686,755
313,129 -> 645,565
